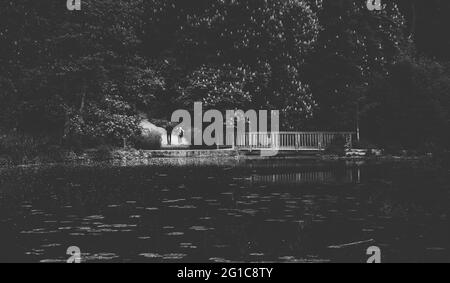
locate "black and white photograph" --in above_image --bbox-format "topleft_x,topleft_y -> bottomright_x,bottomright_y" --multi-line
1,0 -> 450,269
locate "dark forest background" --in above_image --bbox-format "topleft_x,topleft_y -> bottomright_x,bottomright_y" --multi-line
1,0 -> 449,157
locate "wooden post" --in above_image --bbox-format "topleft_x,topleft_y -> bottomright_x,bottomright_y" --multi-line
319,133 -> 324,150
356,103 -> 361,142
349,133 -> 353,149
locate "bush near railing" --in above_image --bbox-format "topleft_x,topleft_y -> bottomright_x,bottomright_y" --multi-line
325,135 -> 347,156
0,132 -> 63,164
94,144 -> 114,160
133,130 -> 162,150
352,139 -> 378,150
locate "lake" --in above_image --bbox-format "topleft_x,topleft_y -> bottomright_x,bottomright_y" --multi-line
0,159 -> 449,263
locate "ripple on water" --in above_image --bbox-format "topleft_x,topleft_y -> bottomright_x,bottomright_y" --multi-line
278,256 -> 323,263
83,253 -> 119,262
41,243 -> 62,248
84,215 -> 104,220
31,210 -> 45,215
26,249 -> 45,256
265,219 -> 287,223
140,253 -> 162,258
40,259 -> 66,263
426,247 -> 446,251
88,228 -> 118,233
189,226 -> 212,231
227,213 -> 243,217
250,253 -> 265,256
209,257 -> 232,263
213,244 -> 230,248
162,253 -> 187,260
58,226 -> 72,231
69,233 -> 86,236
112,224 -> 137,228
180,243 -> 197,249
77,226 -> 93,231
168,205 -> 196,209
107,204 -> 121,208
238,209 -> 258,216
167,232 -> 184,236
162,199 -> 186,203
21,228 -> 58,234
138,236 -> 151,240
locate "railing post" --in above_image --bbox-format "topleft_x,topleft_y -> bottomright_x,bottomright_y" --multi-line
349,133 -> 353,149
319,133 -> 323,150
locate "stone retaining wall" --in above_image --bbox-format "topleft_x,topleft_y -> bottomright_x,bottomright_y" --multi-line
65,149 -> 240,167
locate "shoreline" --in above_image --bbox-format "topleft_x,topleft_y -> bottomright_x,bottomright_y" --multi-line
0,148 -> 434,170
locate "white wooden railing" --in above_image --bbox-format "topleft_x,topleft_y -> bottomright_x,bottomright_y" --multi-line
235,132 -> 354,151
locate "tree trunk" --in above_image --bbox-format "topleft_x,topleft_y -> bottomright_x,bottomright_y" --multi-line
79,91 -> 86,113
410,1 -> 417,39
79,79 -> 87,113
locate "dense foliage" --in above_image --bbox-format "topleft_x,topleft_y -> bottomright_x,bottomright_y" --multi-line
305,0 -> 408,130
363,55 -> 450,150
146,0 -> 321,129
0,0 -> 449,151
0,0 -> 164,147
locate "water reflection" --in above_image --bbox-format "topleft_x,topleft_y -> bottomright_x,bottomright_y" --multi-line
0,160 -> 449,263
250,168 -> 361,185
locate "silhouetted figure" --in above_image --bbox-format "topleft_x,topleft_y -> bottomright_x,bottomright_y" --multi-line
178,128 -> 184,144
166,124 -> 174,145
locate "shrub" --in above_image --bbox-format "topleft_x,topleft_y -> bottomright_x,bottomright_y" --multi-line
325,135 -> 347,156
95,144 -> 114,160
384,143 -> 404,155
41,145 -> 67,163
0,132 -> 50,163
0,132 -> 72,164
0,156 -> 11,166
352,139 -> 378,150
133,130 -> 162,150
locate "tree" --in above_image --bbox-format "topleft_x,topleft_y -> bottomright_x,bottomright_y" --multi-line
304,0 -> 409,130
146,0 -> 321,129
0,0 -> 165,146
363,55 -> 450,149
398,0 -> 450,61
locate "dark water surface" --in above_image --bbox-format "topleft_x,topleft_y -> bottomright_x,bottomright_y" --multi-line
0,159 -> 449,263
